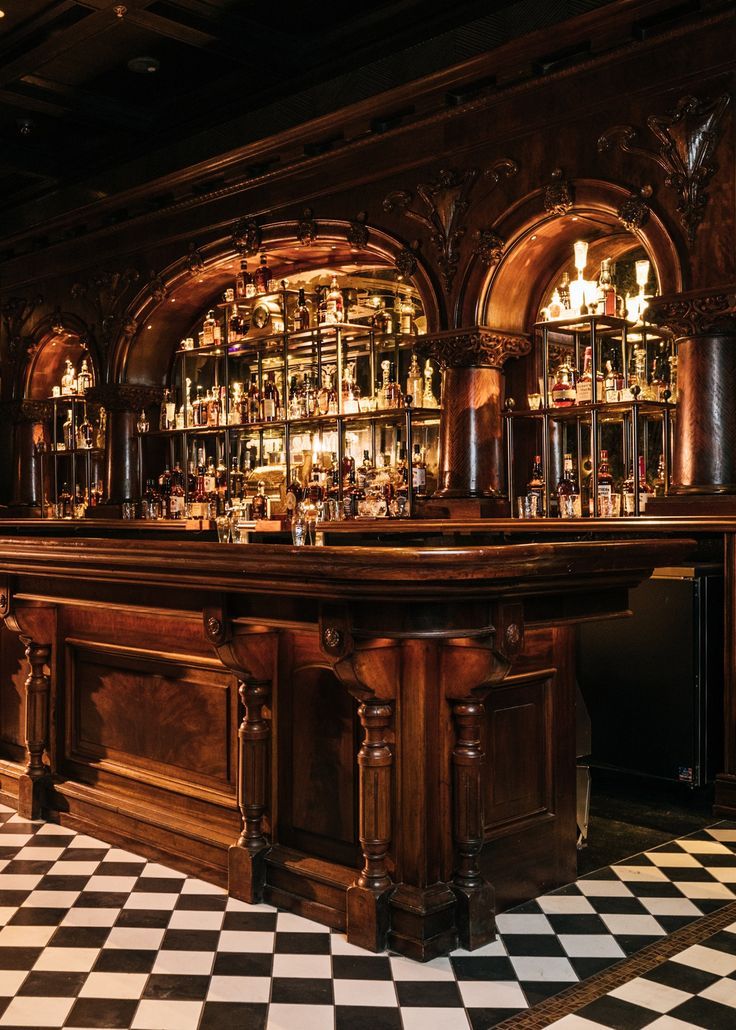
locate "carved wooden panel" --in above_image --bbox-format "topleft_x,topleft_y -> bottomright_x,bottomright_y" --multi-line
0,623 -> 26,762
64,640 -> 238,800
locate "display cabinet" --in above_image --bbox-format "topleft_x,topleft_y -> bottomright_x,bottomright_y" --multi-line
47,395 -> 104,517
505,315 -> 676,517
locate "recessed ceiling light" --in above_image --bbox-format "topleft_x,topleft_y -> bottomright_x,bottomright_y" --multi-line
128,56 -> 159,74
0,11 -> 6,18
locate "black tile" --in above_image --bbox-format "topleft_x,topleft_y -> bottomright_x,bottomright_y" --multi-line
270,977 -> 334,1005
199,1002 -> 267,1030
615,933 -> 665,956
668,995 -> 736,1029
56,849 -> 108,863
132,877 -> 184,893
508,900 -> 543,914
450,956 -> 517,981
0,822 -> 36,834
222,911 -> 278,932
65,997 -> 139,1028
176,893 -> 228,912
545,913 -> 609,935
395,981 -> 463,1007
502,933 -> 566,957
275,931 -> 331,954
335,1006 -> 402,1030
51,926 -> 111,948
569,956 -> 622,980
213,952 -> 273,976
93,948 -> 158,973
18,970 -> 87,996
0,948 -> 42,969
34,875 -> 90,891
467,1009 -> 527,1029
116,908 -> 173,928
74,892 -> 129,909
695,855 -> 736,866
706,930 -> 736,956
7,907 -> 66,925
587,896 -> 648,915
697,899 -> 735,914
94,862 -> 144,876
644,959 -> 720,994
522,981 -> 576,1005
0,892 -> 31,907
332,955 -> 392,980
580,868 -> 619,880
661,868 -> 717,881
657,914 -> 701,933
577,994 -> 660,1029
626,881 -> 687,898
160,928 -> 220,951
143,973 -> 210,1000
2,860 -> 55,875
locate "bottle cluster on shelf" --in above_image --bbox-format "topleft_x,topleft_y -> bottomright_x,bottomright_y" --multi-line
546,339 -> 676,410
51,357 -> 94,399
540,241 -> 652,325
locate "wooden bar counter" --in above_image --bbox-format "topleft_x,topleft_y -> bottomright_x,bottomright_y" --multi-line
0,532 -> 695,959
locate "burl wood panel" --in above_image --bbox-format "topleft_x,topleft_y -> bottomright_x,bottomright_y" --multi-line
0,623 -> 26,762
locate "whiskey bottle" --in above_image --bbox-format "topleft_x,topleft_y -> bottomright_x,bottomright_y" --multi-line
622,455 -> 653,515
246,374 -> 261,423
288,376 -> 301,419
342,362 -> 361,414
596,449 -> 614,516
253,254 -> 271,295
236,259 -> 255,300
557,453 -> 581,518
412,443 -> 427,494
62,409 -> 74,451
202,310 -> 218,347
576,346 -> 603,403
325,275 -> 344,324
77,359 -> 93,394
169,462 -> 186,519
399,293 -> 415,335
406,353 -> 424,407
262,372 -> 279,421
61,360 -> 77,396
422,360 -> 439,408
251,481 -> 270,520
551,364 -> 576,407
58,482 -> 73,519
598,258 -> 617,317
527,454 -> 545,515
77,409 -> 94,450
296,288 -> 310,330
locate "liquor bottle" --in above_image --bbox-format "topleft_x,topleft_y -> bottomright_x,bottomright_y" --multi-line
551,364 -> 576,407
229,382 -> 243,425
285,475 -> 303,521
406,353 -> 424,407
62,409 -> 74,451
527,454 -> 545,515
381,360 -> 402,409
325,275 -> 344,324
142,479 -> 158,519
622,455 -> 653,515
296,288 -> 310,330
596,449 -> 614,516
399,293 -> 415,335
158,464 -> 171,515
342,448 -> 356,485
58,482 -> 73,519
422,360 -> 439,408
650,343 -> 670,401
77,409 -> 94,450
597,258 -> 617,317
203,457 -> 217,498
358,449 -> 374,489
136,408 -> 149,434
229,303 -> 242,340
558,272 -> 571,312
288,376 -> 301,419
163,389 -> 176,430
168,462 -> 186,519
316,370 -> 331,416
412,443 -> 427,494
372,301 -> 390,335
77,359 -> 93,394
253,254 -> 271,294
206,388 -> 219,427
236,259 -> 255,300
262,372 -> 279,421
202,310 -> 218,347
603,351 -> 624,404
61,360 -> 77,396
557,453 -> 581,518
576,346 -> 603,403
251,481 -> 270,520
246,374 -> 261,423
216,458 -> 228,515
95,408 -> 106,450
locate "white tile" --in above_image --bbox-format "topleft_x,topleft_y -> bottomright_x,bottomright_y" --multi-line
707,828 -> 736,842
547,1016 -> 612,1029
558,934 -> 626,958
333,979 -> 398,1006
390,955 -> 454,981
22,890 -> 80,908
0,910 -> 15,928
168,908 -> 224,930
218,930 -> 275,953
399,1009 -> 471,1030
640,897 -> 702,917
34,824 -> 73,837
84,875 -> 138,893
538,895 -> 596,915
140,863 -> 186,879
67,835 -> 110,849
180,878 -> 225,894
676,881 -> 734,899
450,939 -> 507,958
0,924 -> 56,947
104,926 -> 165,950
225,897 -> 274,913
275,912 -> 329,933
207,975 -> 271,1003
47,861 -> 98,876
61,907 -> 120,927
646,1017 -> 710,1029
33,948 -> 100,972
0,995 -> 73,1026
13,846 -> 66,861
123,892 -> 179,910
677,839 -> 732,854
613,865 -> 669,882
700,976 -> 736,1007
672,943 -> 736,976
152,950 -> 215,975
79,971 -> 149,998
0,836 -> 33,848
0,875 -> 42,891
330,934 -> 379,956
132,999 -> 203,1030
610,976 -> 692,1012
496,913 -> 554,934
577,879 -> 634,897
102,848 -> 146,863
600,914 -> 664,936
646,852 -> 702,868
458,980 -> 527,1008
0,970 -> 29,996
509,956 -> 579,982
708,867 -> 736,883
266,1004 -> 335,1030
271,954 -> 332,978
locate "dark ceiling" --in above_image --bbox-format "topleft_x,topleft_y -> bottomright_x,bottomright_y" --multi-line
0,0 -> 616,211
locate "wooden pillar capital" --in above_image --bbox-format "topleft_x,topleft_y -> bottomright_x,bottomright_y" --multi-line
416,326 -> 530,370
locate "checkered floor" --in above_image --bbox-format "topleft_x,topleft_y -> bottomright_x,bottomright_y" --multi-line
0,803 -> 734,1029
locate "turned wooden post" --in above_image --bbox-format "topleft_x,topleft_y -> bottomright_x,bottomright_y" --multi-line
451,698 -> 496,949
19,639 -> 51,820
86,384 -> 162,507
229,678 -> 272,902
347,698 -> 394,951
9,401 -> 52,514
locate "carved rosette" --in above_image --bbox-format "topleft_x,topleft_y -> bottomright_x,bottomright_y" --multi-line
86,383 -> 164,413
543,168 -> 574,215
395,243 -> 420,281
185,242 -> 205,274
617,186 -> 652,232
347,211 -> 369,250
647,289 -> 736,338
147,272 -> 168,303
232,218 -> 262,256
473,229 -> 505,268
417,326 -> 530,369
296,207 -> 317,246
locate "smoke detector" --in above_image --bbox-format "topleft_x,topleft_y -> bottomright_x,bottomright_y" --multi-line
128,56 -> 160,74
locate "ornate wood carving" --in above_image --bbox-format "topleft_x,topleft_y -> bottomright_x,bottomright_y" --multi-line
355,700 -> 393,895
185,242 -> 205,274
235,679 -> 272,864
543,168 -> 574,215
347,211 -> 369,250
417,325 -> 530,369
395,241 -> 420,282
473,229 -> 505,269
647,288 -> 736,338
70,269 -> 140,351
617,185 -> 653,232
598,93 -> 731,245
1,294 -> 44,362
232,218 -> 262,256
296,207 -> 318,246
11,400 -> 54,424
146,271 -> 168,303
86,383 -> 163,412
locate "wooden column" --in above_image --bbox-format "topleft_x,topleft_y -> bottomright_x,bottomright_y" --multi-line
230,678 -> 272,901
417,327 -> 529,500
9,401 -> 52,514
86,384 -> 161,507
18,640 -> 51,819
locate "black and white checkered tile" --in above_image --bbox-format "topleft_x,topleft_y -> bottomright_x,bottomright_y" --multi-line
0,802 -> 734,1029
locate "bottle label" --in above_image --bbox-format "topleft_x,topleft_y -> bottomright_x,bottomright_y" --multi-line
553,386 -> 576,404
412,467 -> 426,489
263,399 -> 276,419
623,491 -> 649,515
204,474 -> 216,493
170,495 -> 184,515
576,381 -> 592,403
